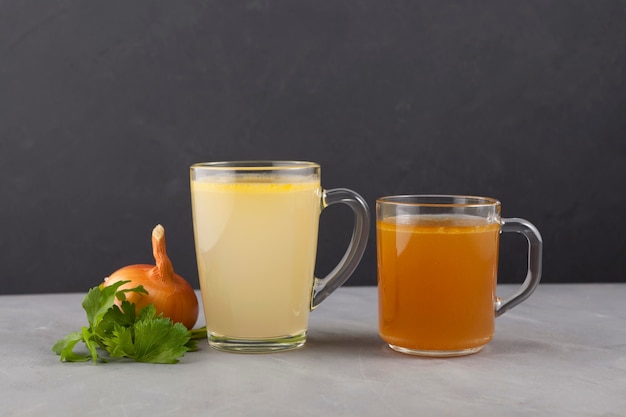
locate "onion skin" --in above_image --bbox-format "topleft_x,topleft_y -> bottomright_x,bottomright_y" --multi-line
102,225 -> 199,330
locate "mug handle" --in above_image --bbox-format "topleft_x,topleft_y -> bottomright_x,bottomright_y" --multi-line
495,218 -> 543,317
311,188 -> 370,309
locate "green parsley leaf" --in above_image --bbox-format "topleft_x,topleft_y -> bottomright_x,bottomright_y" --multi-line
108,317 -> 191,364
82,326 -> 100,363
52,282 -> 201,364
82,283 -> 119,329
52,331 -> 90,362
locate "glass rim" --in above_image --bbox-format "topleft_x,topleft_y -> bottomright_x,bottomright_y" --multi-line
376,194 -> 501,208
190,161 -> 319,171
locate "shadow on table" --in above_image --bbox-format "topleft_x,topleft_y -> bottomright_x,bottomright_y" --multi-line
303,328 -> 397,358
304,329 -> 559,359
487,336 -> 559,356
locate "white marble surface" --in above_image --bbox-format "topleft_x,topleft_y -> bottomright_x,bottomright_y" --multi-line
1,284 -> 625,417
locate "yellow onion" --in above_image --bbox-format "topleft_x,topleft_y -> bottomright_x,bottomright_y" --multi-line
103,225 -> 198,330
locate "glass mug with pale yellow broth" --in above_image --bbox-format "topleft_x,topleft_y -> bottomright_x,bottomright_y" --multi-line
190,161 -> 370,353
376,195 -> 542,357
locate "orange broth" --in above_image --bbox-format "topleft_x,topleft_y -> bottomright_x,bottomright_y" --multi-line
377,214 -> 501,351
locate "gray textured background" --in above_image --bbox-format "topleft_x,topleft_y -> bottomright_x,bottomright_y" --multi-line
1,0 -> 625,294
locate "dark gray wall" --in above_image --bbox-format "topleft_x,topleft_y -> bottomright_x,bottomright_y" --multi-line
1,0 -> 625,294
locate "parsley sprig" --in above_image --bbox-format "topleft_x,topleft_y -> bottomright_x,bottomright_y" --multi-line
52,280 -> 204,364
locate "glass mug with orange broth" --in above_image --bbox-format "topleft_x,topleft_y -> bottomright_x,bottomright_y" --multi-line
376,195 -> 542,357
190,161 -> 370,353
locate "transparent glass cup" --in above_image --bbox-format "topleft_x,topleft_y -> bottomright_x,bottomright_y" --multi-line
376,195 -> 542,357
190,161 -> 370,353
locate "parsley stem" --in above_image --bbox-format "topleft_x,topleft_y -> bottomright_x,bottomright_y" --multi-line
189,326 -> 207,340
